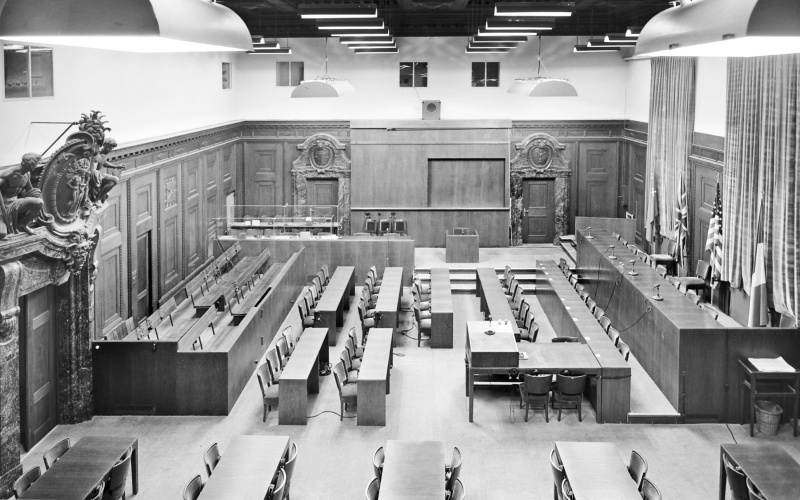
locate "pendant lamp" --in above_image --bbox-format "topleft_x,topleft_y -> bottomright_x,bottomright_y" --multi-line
634,0 -> 800,57
291,38 -> 354,98
0,0 -> 252,52
508,36 -> 577,97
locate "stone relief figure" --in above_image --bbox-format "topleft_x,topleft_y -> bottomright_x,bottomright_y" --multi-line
87,138 -> 126,205
0,153 -> 45,238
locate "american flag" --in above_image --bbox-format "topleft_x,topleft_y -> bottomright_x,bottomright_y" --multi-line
671,172 -> 689,268
704,176 -> 723,283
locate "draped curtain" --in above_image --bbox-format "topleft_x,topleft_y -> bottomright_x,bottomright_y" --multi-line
645,57 -> 696,244
723,55 -> 799,319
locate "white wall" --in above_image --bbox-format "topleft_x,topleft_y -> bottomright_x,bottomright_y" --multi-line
694,57 -> 727,137
0,45 -> 239,166
624,58 -> 651,124
235,37 -> 629,121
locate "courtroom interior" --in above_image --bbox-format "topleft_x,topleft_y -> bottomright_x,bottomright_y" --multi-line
0,0 -> 799,499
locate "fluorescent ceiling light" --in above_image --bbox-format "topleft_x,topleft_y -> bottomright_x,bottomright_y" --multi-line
299,4 -> 378,19
588,38 -> 636,48
573,45 -> 620,53
249,47 -> 292,55
349,43 -> 397,49
317,19 -> 385,30
353,47 -> 399,54
340,37 -> 396,45
465,46 -> 511,53
469,41 -> 518,49
330,29 -> 391,37
634,0 -> 800,57
626,26 -> 642,37
494,2 -> 574,17
485,18 -> 555,30
478,28 -> 538,37
605,33 -> 638,43
253,40 -> 281,49
472,35 -> 529,43
0,0 -> 253,52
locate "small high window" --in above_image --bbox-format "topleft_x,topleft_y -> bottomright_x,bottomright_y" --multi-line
400,62 -> 427,87
277,62 -> 304,86
471,62 -> 499,87
4,44 -> 54,99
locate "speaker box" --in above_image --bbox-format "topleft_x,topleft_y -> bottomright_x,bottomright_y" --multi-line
422,100 -> 441,120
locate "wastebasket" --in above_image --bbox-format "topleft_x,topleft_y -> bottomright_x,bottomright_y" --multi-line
755,400 -> 782,436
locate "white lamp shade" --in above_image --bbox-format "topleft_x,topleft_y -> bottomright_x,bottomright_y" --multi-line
0,0 -> 253,52
291,79 -> 355,98
508,78 -> 577,97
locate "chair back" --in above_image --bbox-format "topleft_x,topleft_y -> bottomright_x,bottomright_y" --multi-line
446,447 -> 462,493
86,482 -> 105,500
696,259 -> 712,280
282,326 -> 295,354
451,479 -> 465,500
586,298 -> 597,314
593,306 -> 605,320
618,340 -> 631,361
256,363 -> 274,399
372,446 -> 385,479
332,362 -> 347,395
182,475 -> 203,500
102,453 -> 132,500
556,373 -> 586,395
746,477 -> 766,500
265,349 -> 281,383
365,477 -> 380,500
283,442 -> 298,495
43,438 -> 70,469
340,350 -> 353,372
276,336 -> 289,363
523,374 -> 551,396
203,442 -> 220,478
550,449 -> 565,499
517,300 -> 530,321
551,336 -> 579,343
13,466 -> 41,498
562,478 -> 574,500
607,327 -> 620,346
641,477 -> 662,500
628,450 -> 648,489
270,469 -> 286,500
723,454 -> 748,500
599,316 -> 612,332
348,327 -> 359,346
321,264 -> 330,283
656,265 -> 667,277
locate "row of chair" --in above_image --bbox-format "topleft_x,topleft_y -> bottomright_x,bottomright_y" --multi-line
519,372 -> 588,422
15,438 -> 132,500
723,452 -> 768,500
500,267 -> 540,342
183,441 -> 298,500
365,446 -> 464,500
298,264 -> 331,328
357,265 -> 385,343
256,326 -> 302,421
551,447 -> 661,500
334,329 -> 365,419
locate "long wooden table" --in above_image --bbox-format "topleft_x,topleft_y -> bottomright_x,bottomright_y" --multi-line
475,268 -> 519,336
20,436 -> 138,500
198,435 -> 290,500
357,328 -> 393,426
279,328 -> 328,425
315,266 -> 356,346
555,441 -> 642,500
430,268 -> 454,349
375,267 -> 404,331
719,444 -> 800,500
379,440 -> 446,500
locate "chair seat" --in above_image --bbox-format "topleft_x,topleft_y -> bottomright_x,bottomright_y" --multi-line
355,347 -> 365,358
420,319 -> 432,329
346,372 -> 359,383
351,359 -> 362,370
364,308 -> 376,318
302,316 -> 315,327
363,318 -> 376,328
341,384 -> 358,403
263,385 -> 280,405
650,254 -> 674,261
419,310 -> 431,320
679,277 -> 706,288
419,301 -> 431,310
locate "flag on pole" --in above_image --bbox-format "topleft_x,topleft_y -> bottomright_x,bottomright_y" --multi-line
671,172 -> 689,268
748,198 -> 769,327
646,186 -> 660,249
704,175 -> 723,284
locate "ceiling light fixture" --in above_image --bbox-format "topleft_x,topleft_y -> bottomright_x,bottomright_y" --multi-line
316,19 -> 385,30
494,2 -> 575,17
587,38 -> 636,48
477,28 -> 538,37
508,36 -> 577,97
353,47 -> 399,54
468,41 -> 519,49
635,0 -> 800,57
330,29 -> 391,37
573,45 -> 620,53
465,46 -> 511,53
298,4 -> 378,19
485,18 -> 555,30
249,47 -> 292,55
625,26 -> 642,38
0,0 -> 253,52
472,35 -> 529,43
604,33 -> 638,43
291,38 -> 354,98
340,37 -> 395,44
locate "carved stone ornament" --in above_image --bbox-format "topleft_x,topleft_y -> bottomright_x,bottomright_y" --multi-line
296,135 -> 348,173
512,133 -> 568,172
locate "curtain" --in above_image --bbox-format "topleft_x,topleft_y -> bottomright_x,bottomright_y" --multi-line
723,55 -> 799,320
645,57 -> 696,244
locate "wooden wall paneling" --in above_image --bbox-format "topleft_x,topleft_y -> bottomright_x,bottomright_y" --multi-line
427,159 -> 506,208
243,142 -> 284,213
128,173 -> 158,322
222,144 -> 236,195
158,163 -> 183,302
577,142 -> 619,218
96,184 -> 128,337
206,150 -> 220,258
182,157 -> 204,276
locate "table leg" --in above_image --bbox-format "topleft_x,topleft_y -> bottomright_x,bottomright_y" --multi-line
132,440 -> 139,495
794,375 -> 799,437
468,368 -> 475,423
750,375 -> 756,437
718,449 -> 726,500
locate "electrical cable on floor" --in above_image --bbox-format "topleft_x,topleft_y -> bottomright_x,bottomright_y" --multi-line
307,410 -> 356,419
726,423 -> 738,443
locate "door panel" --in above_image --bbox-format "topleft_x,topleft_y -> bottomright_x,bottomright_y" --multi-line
631,145 -> 647,246
693,162 -> 721,268
129,174 -> 157,322
244,143 -> 283,216
308,179 -> 338,217
22,286 -> 57,450
522,179 -> 555,244
183,158 -> 204,274
578,143 -> 619,217
136,232 -> 152,322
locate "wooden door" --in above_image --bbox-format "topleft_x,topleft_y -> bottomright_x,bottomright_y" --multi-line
244,143 -> 283,217
21,286 -> 57,450
307,179 -> 338,217
183,158 -> 204,274
693,162 -> 720,268
135,232 -> 153,322
522,179 -> 555,244
631,144 -> 647,247
578,143 -> 619,218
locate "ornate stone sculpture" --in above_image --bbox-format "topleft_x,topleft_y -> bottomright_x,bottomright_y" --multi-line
87,137 -> 126,206
0,153 -> 45,238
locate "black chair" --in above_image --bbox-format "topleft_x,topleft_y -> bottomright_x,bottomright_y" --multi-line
518,374 -> 551,422
553,373 -> 587,422
13,466 -> 40,499
678,259 -> 712,294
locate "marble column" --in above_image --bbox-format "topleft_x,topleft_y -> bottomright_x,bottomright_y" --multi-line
0,261 -> 22,498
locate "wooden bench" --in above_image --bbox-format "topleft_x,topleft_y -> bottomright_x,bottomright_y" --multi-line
177,306 -> 218,351
314,266 -> 356,346
229,263 -> 283,319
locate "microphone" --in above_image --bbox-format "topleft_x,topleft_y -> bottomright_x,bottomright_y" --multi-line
651,284 -> 663,301
585,226 -> 594,239
627,259 -> 639,276
608,244 -> 617,260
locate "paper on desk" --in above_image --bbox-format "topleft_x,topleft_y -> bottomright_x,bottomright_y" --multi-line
749,357 -> 797,372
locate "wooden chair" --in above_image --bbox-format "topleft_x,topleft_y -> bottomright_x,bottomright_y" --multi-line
519,374 -> 551,422
650,239 -> 677,274
270,469 -> 286,500
687,291 -> 704,306
265,349 -> 282,384
182,475 -> 204,500
348,328 -> 365,356
364,477 -> 380,500
344,338 -> 363,367
445,447 -> 462,494
598,316 -> 612,333
86,482 -> 105,500
333,361 -> 357,420
340,350 -> 359,383
550,449 -> 565,500
276,336 -> 291,369
282,326 -> 296,356
414,306 -> 432,347
519,311 -> 539,343
372,446 -> 385,479
368,265 -> 383,286
678,259 -> 712,294
320,264 -> 330,286
553,373 -> 587,422
13,466 -> 40,498
413,290 -> 432,320
607,327 -> 620,347
641,477 -> 662,500
562,478 -> 575,500
102,450 -> 132,500
628,450 -> 648,490
618,340 -> 631,361
282,442 -> 298,500
298,298 -> 315,328
43,438 -> 70,470
593,306 -> 605,321
723,453 -> 749,500
586,298 -> 597,315
203,443 -> 220,478
451,479 -> 465,500
256,363 -> 279,421
612,232 -> 620,240
746,476 -> 766,500
358,302 -> 376,339
515,299 -> 530,326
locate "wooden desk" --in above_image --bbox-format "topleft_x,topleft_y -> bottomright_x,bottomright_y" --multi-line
739,359 -> 800,437
475,268 -> 519,336
380,441 -> 445,500
20,436 -> 138,500
199,435 -> 290,500
555,441 -> 642,500
375,267 -> 404,331
446,231 -> 479,263
357,328 -> 393,426
279,328 -> 328,425
519,343 -> 602,374
315,266 -> 355,346
430,268 -> 454,349
720,444 -> 800,500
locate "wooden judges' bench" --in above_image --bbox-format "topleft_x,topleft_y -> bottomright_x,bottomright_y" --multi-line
577,228 -> 800,422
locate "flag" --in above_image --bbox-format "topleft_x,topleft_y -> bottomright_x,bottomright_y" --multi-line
671,172 -> 689,268
704,176 -> 723,284
645,186 -> 660,249
748,198 -> 769,327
